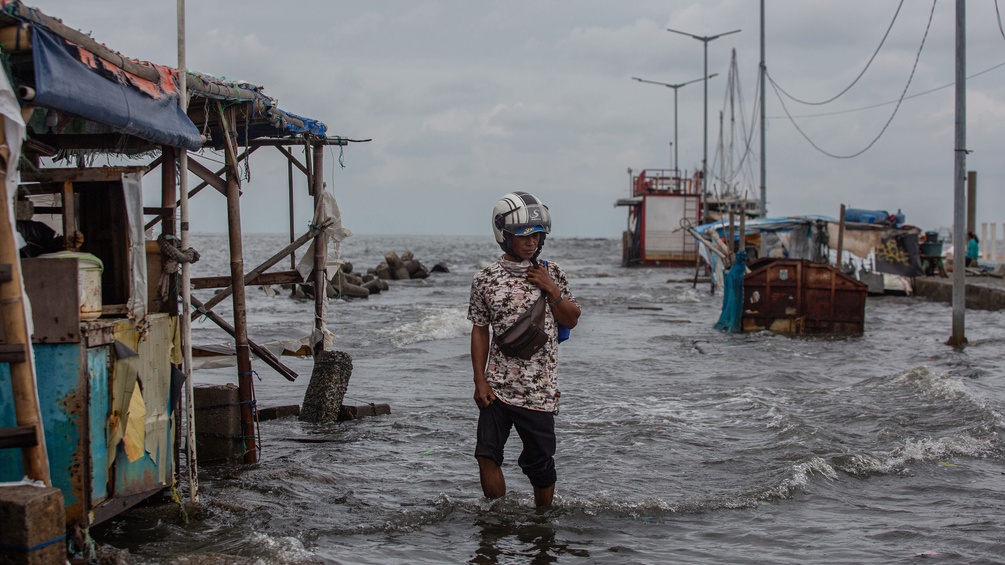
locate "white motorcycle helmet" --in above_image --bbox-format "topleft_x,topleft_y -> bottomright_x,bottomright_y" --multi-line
492,191 -> 551,258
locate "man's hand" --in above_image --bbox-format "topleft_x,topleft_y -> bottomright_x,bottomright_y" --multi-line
527,263 -> 560,303
473,376 -> 496,408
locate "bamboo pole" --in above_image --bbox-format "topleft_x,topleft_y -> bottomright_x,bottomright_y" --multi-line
177,0 -> 198,503
311,143 -> 327,357
0,116 -> 50,486
219,104 -> 257,464
191,220 -> 332,318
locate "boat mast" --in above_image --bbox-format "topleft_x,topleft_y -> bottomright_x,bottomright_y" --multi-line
759,0 -> 767,216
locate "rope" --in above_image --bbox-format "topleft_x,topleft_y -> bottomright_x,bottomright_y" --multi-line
0,534 -> 66,553
157,234 -> 201,304
195,399 -> 257,411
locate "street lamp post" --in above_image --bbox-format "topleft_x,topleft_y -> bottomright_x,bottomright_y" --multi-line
666,27 -> 741,220
631,74 -> 717,175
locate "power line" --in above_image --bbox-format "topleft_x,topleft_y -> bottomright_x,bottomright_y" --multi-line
768,61 -> 1005,119
772,0 -> 905,106
768,0 -> 936,160
997,0 -> 1005,42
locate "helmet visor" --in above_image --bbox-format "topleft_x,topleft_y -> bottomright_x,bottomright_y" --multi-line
510,225 -> 548,237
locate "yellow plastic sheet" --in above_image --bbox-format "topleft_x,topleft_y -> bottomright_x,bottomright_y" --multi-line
123,384 -> 147,462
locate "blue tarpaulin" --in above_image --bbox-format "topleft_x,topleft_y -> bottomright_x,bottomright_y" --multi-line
31,26 -> 203,151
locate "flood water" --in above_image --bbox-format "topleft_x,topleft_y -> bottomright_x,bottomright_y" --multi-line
93,234 -> 1005,564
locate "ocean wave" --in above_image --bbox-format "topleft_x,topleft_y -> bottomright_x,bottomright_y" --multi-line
389,307 -> 471,346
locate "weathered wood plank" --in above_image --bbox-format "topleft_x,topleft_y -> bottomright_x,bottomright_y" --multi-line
190,270 -> 303,290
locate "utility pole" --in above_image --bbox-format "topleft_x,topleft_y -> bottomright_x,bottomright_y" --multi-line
631,74 -> 718,176
949,0 -> 966,347
667,27 -> 741,222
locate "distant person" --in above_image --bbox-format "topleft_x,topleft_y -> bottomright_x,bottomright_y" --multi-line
467,191 -> 581,508
966,231 -> 980,268
14,199 -> 65,257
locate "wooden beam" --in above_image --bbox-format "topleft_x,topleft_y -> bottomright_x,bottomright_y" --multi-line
28,134 -> 158,152
21,166 -> 149,184
186,157 -> 228,196
192,221 -> 329,316
275,146 -> 309,176
0,343 -> 27,364
189,296 -> 297,382
0,23 -> 32,53
0,426 -> 38,449
249,137 -> 353,147
143,146 -> 258,232
190,270 -> 303,290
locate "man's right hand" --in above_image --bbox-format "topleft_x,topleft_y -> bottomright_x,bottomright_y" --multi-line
473,377 -> 496,408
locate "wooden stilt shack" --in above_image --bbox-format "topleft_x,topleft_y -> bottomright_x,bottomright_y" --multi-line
0,0 -> 360,542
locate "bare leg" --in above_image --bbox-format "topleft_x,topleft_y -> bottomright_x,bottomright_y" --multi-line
533,484 -> 554,508
477,456 -> 506,499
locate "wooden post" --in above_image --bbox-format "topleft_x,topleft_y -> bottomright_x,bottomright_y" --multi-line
288,157 -> 296,270
0,116 -> 50,485
836,204 -> 846,269
739,202 -> 746,254
61,181 -> 74,250
727,211 -> 735,257
220,105 -> 257,464
311,142 -> 327,357
160,145 -> 178,315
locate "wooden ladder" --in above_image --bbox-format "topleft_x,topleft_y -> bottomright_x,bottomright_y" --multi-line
0,196 -> 51,486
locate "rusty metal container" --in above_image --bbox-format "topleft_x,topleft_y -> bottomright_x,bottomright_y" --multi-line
742,259 -> 867,335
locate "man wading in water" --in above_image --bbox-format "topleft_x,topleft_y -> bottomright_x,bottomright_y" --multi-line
467,191 -> 581,508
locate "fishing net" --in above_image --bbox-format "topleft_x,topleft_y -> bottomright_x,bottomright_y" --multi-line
714,251 -> 747,333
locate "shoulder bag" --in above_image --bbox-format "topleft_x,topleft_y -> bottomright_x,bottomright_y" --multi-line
495,295 -> 548,360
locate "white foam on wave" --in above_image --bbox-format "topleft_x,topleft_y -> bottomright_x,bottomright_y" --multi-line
390,307 -> 471,346
893,365 -> 1005,431
247,532 -> 317,563
764,456 -> 838,500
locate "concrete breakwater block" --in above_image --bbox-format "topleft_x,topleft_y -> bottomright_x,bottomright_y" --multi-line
0,485 -> 65,565
193,384 -> 245,464
257,405 -> 301,421
300,351 -> 353,424
338,403 -> 391,421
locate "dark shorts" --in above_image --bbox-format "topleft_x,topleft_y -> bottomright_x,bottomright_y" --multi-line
475,400 -> 556,489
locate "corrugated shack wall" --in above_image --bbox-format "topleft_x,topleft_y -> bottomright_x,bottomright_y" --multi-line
0,314 -> 178,527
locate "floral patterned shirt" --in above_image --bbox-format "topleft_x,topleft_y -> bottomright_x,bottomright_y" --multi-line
468,257 -> 578,413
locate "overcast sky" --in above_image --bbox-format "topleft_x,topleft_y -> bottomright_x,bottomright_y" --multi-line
24,1 -> 1005,238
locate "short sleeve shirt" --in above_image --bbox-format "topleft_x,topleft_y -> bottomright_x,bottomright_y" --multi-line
468,257 -> 578,413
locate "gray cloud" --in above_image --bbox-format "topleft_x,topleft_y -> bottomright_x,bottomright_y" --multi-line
26,0 -> 1005,238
